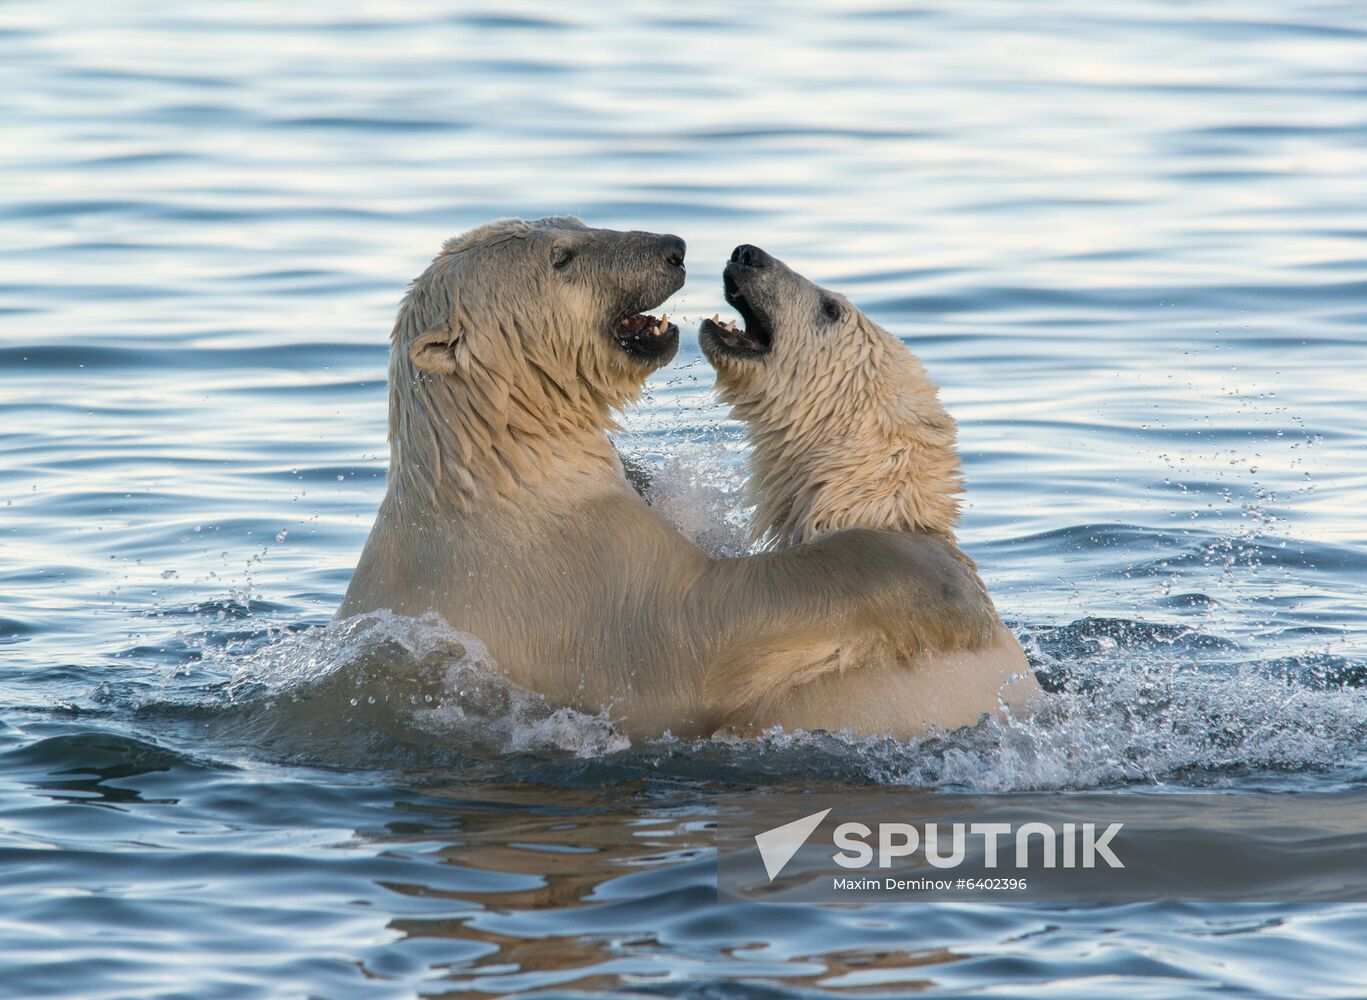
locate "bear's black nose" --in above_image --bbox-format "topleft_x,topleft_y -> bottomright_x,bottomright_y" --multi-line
661,235 -> 686,269
732,244 -> 770,268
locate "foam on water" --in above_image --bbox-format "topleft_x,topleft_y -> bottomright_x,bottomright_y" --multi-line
145,610 -> 630,761
120,597 -> 1365,794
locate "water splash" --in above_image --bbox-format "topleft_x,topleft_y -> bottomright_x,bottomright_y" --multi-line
608,417 -> 754,559
160,610 -> 629,759
709,619 -> 1367,793
640,452 -> 753,557
132,608 -> 1367,792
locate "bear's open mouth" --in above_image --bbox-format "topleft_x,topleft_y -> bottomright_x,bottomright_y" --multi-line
613,311 -> 679,362
699,274 -> 772,359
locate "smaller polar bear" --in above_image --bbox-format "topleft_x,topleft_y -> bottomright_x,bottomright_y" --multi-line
700,243 -> 1039,729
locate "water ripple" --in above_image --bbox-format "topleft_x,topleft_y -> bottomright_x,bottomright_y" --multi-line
3,0 -> 1366,995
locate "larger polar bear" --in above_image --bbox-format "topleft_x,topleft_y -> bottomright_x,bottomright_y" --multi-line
341,217 -> 1028,739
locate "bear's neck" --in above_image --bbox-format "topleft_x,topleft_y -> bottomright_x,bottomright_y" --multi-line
386,356 -> 626,516
739,321 -> 963,547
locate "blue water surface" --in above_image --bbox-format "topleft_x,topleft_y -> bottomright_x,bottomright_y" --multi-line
2,2 -> 1366,997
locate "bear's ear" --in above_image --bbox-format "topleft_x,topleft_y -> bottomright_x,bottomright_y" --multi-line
409,320 -> 466,376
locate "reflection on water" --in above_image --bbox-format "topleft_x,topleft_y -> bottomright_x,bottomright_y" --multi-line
3,0 -> 1367,995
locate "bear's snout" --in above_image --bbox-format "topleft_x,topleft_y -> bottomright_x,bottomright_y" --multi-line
731,244 -> 772,268
658,234 -> 686,270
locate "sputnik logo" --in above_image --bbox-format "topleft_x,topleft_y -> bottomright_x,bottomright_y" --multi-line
754,808 -> 832,880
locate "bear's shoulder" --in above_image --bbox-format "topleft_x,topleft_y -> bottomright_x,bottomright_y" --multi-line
789,527 -> 998,650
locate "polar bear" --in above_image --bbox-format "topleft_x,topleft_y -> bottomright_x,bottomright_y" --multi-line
341,218 -> 1025,740
700,243 -> 1039,728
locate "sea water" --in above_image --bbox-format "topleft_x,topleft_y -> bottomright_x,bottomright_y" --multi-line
2,2 -> 1366,996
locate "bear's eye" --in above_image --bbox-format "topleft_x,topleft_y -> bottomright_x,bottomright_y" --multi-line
552,246 -> 575,270
821,297 -> 843,322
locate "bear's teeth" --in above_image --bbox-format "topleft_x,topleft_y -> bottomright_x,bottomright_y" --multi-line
724,320 -> 738,333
